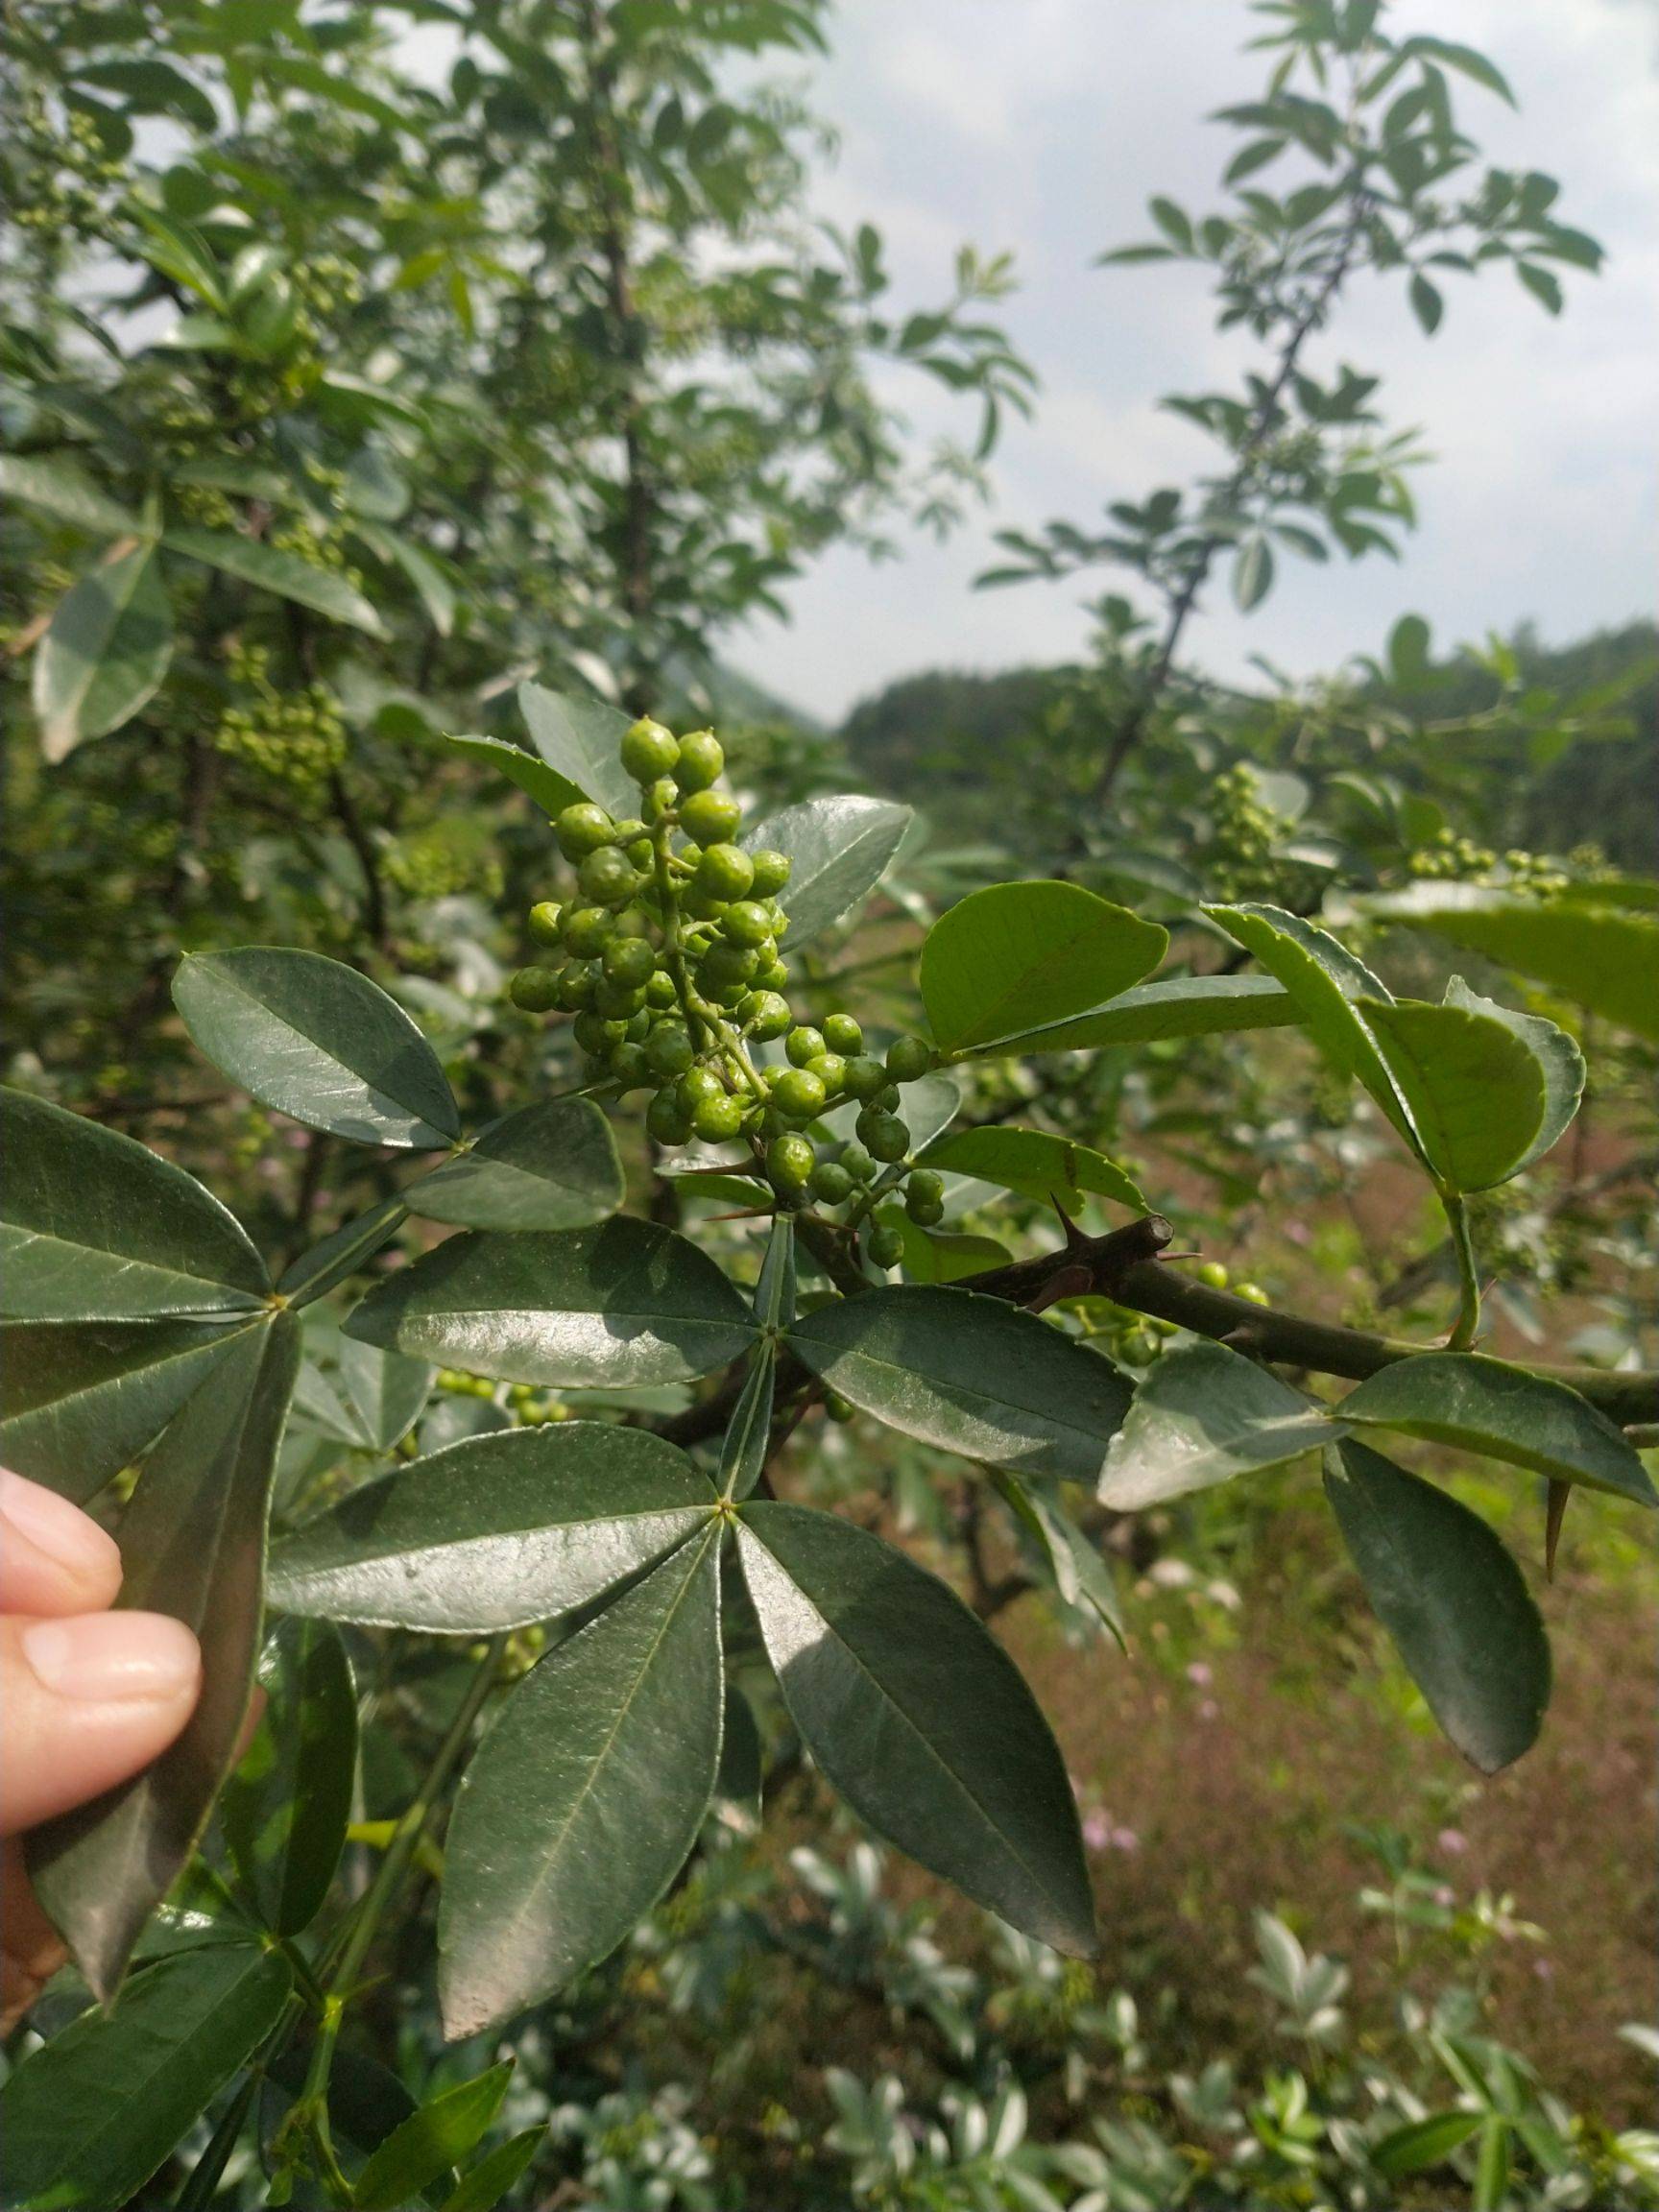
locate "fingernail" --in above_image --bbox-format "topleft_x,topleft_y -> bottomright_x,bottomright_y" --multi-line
0,1468 -> 121,1579
21,1613 -> 201,1702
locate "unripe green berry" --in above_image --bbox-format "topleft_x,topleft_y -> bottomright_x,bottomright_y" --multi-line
842,1055 -> 888,1101
680,1066 -> 727,1111
692,1092 -> 745,1143
700,940 -> 759,992
620,716 -> 680,783
644,1024 -> 695,1080
809,1160 -> 854,1205
748,847 -> 791,898
768,908 -> 790,941
874,1083 -> 902,1113
1195,1261 -> 1230,1290
857,1108 -> 909,1163
611,1042 -> 651,1091
824,1390 -> 855,1424
810,1051 -> 847,1095
680,789 -> 741,846
574,1010 -> 622,1056
646,1089 -> 693,1146
1235,1281 -> 1270,1307
771,1066 -> 827,1120
886,1035 -> 934,1084
838,1142 -> 877,1183
693,841 -> 754,901
509,966 -> 563,1012
554,965 -> 596,1011
740,990 -> 792,1041
822,1013 -> 863,1056
528,900 -> 564,946
723,900 -> 774,948
625,1009 -> 652,1042
766,1132 -> 815,1195
675,729 -> 724,792
563,904 -> 615,958
682,880 -> 729,923
579,847 -> 641,907
555,802 -> 614,859
611,817 -> 648,847
624,836 -> 654,870
593,976 -> 645,1020
904,1171 -> 945,1227
752,958 -> 790,994
602,936 -> 657,989
785,1026 -> 825,1068
1119,1328 -> 1158,1364
645,970 -> 678,1009
866,1223 -> 904,1270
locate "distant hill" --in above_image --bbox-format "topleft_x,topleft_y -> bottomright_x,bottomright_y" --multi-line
835,622 -> 1657,871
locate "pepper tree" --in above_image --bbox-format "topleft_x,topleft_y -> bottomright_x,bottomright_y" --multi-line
1,691 -> 1654,2208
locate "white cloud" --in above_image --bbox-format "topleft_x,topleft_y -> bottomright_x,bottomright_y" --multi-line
733,0 -> 1659,720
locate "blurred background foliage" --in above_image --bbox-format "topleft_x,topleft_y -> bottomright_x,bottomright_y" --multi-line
2,0 -> 1655,2203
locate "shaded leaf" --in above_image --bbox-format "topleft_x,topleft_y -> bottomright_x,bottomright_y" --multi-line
0,1945 -> 290,2212
995,1472 -> 1125,1649
0,1315 -> 258,1502
30,1314 -> 302,2000
1338,1353 -> 1654,1505
410,1098 -> 623,1231
742,794 -> 912,948
333,1333 -> 433,1452
1443,976 -> 1583,1172
1359,996 -> 1546,1190
921,1126 -> 1145,1214
174,949 -> 459,1148
445,731 -> 575,819
1364,885 -> 1659,1041
348,1220 -> 757,1387
439,2128 -> 547,2212
1204,902 -> 1416,1144
0,1088 -> 268,1321
738,1504 -> 1095,1955
33,537 -> 174,760
352,2062 -> 514,2212
787,1286 -> 1131,1483
439,1528 -> 723,2036
223,1616 -> 357,1936
0,451 -> 145,538
1372,2108 -> 1485,2179
162,524 -> 386,635
921,882 -> 1167,1053
970,973 -> 1298,1057
271,1423 -> 714,1631
1099,1340 -> 1335,1508
516,680 -> 636,817
1323,1438 -> 1551,1773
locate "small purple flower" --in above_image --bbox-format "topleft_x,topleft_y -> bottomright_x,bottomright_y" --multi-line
1435,1828 -> 1469,1858
1082,1810 -> 1113,1852
1197,1697 -> 1220,1721
1186,1661 -> 1214,1688
1110,1826 -> 1141,1854
1433,1885 -> 1455,1908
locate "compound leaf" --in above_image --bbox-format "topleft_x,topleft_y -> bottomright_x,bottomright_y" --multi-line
1323,1437 -> 1551,1773
515,681 -> 636,817
1338,1354 -> 1654,1506
33,537 -> 174,759
737,1504 -> 1095,1956
965,973 -> 1296,1058
271,1424 -> 715,1631
0,1088 -> 268,1322
921,1125 -> 1146,1214
922,881 -> 1167,1053
1443,975 -> 1583,1171
439,1528 -> 723,2037
786,1286 -> 1131,1484
0,1945 -> 291,2212
410,1098 -> 624,1231
1359,997 -> 1545,1190
223,1616 -> 357,1937
174,948 -> 459,1148
1099,1339 -> 1336,1508
347,1220 -> 757,1387
30,1313 -> 301,2001
742,794 -> 911,948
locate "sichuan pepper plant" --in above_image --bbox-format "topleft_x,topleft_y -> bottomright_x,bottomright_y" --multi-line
1,691 -> 1654,2207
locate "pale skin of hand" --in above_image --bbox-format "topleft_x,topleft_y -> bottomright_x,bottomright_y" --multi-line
0,1465 -> 203,2031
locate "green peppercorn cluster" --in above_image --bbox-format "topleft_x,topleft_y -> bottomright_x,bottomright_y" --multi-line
210,642 -> 347,796
508,716 -> 944,1269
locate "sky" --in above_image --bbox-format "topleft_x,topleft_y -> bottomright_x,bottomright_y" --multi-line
730,0 -> 1659,724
